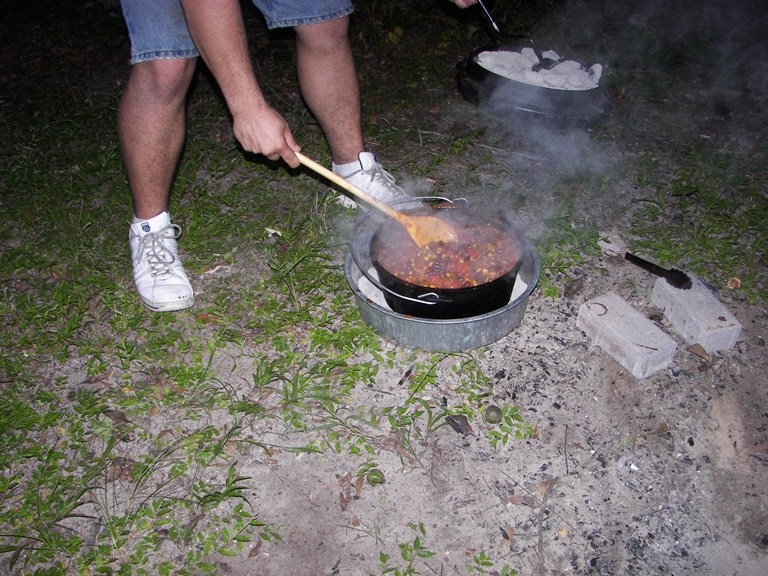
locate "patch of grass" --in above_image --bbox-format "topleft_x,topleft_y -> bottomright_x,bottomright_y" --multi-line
537,212 -> 604,300
628,141 -> 767,302
0,370 -> 281,575
468,551 -> 519,576
293,351 -> 537,467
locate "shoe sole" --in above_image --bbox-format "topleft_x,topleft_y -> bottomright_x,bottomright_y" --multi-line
140,296 -> 195,312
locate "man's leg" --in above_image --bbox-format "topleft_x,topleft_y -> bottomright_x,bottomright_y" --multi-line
295,17 -> 406,206
118,58 -> 197,219
294,16 -> 363,165
119,58 -> 197,311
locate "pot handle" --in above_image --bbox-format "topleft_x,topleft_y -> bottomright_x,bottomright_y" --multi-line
358,265 -> 443,306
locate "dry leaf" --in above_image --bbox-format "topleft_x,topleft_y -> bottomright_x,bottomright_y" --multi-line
103,409 -> 131,425
506,494 -> 524,505
506,494 -> 538,507
653,422 -> 670,434
688,343 -> 711,362
81,371 -> 112,385
248,539 -> 263,558
201,263 -> 229,276
563,276 -> 586,299
339,471 -> 352,511
225,439 -> 236,458
642,422 -> 670,436
446,414 -> 475,436
351,515 -> 361,527
522,495 -> 539,507
355,475 -> 365,497
748,442 -> 768,463
262,445 -> 278,457
105,456 -> 135,483
537,477 -> 555,496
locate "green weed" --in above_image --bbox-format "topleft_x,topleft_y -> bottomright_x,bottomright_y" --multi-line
374,522 -> 435,576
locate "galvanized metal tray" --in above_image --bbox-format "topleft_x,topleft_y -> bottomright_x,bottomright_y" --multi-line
344,240 -> 540,352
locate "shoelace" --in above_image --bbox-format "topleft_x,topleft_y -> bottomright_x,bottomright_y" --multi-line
359,163 -> 406,198
136,224 -> 182,277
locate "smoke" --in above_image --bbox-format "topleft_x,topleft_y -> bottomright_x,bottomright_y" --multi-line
341,0 -> 766,252
452,0 -> 767,235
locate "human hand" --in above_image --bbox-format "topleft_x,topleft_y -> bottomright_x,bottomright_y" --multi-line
231,103 -> 301,168
451,0 -> 479,8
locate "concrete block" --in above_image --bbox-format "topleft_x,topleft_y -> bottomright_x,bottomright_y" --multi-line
577,292 -> 677,379
651,274 -> 742,353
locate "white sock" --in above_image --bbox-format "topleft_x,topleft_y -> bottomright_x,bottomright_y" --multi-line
131,211 -> 169,233
332,152 -> 376,176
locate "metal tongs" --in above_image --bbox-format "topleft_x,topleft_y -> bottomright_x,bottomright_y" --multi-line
625,252 -> 692,290
477,0 -> 502,38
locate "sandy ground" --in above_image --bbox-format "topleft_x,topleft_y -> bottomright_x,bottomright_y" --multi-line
212,161 -> 768,575
222,281 -> 768,576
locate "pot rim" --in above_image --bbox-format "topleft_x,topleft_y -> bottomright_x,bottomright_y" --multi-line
370,234 -> 522,305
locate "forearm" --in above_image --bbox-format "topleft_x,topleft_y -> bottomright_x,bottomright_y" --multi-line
179,0 -> 267,116
178,0 -> 299,164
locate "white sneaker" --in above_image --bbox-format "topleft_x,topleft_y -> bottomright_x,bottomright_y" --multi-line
129,212 -> 194,312
332,152 -> 409,209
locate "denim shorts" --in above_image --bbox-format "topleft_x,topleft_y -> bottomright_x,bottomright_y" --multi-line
120,0 -> 354,64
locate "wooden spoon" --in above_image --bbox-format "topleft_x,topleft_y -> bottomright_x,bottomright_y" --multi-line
295,152 -> 458,247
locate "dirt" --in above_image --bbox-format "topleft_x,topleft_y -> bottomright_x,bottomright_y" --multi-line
205,1 -> 768,572
3,0 -> 767,575
203,247 -> 768,575
219,198 -> 768,573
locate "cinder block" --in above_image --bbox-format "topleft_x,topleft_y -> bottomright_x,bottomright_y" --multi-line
651,274 -> 742,353
577,292 -> 677,379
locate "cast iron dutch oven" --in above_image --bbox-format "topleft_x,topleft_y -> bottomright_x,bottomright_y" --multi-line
456,42 -> 607,125
368,203 -> 524,320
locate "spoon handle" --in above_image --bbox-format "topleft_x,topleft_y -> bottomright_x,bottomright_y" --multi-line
296,152 -> 399,219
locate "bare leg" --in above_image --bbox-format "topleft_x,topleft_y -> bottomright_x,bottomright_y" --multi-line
120,58 -> 197,311
294,17 -> 364,165
118,58 -> 197,219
